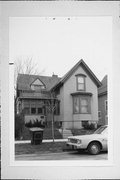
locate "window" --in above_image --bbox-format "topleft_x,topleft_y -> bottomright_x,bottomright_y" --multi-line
80,98 -> 89,113
105,115 -> 108,125
31,78 -> 45,91
73,96 -> 91,114
98,111 -> 101,119
24,107 -> 30,114
76,75 -> 86,91
31,107 -> 36,114
24,100 -> 45,115
31,84 -> 45,91
105,100 -> 108,112
24,100 -> 30,114
73,97 -> 79,113
38,108 -> 43,114
54,101 -> 60,115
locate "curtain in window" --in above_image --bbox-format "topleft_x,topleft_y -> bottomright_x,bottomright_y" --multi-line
80,98 -> 88,113
77,76 -> 85,90
73,96 -> 91,114
73,97 -> 79,113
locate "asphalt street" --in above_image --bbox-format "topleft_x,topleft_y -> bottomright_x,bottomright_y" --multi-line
15,150 -> 108,161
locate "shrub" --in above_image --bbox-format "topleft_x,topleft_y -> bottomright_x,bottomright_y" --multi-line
25,118 -> 45,128
82,121 -> 96,130
25,120 -> 33,128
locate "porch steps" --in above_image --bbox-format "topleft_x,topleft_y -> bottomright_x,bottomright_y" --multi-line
62,129 -> 73,139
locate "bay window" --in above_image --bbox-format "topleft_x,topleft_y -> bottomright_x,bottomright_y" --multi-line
73,97 -> 79,113
73,96 -> 91,114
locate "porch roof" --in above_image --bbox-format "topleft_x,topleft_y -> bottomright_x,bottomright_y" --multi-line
18,96 -> 58,100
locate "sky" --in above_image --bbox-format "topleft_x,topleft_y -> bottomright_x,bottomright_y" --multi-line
9,17 -> 112,81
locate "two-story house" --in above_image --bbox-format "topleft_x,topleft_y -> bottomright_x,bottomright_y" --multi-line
16,74 -> 61,126
52,59 -> 102,130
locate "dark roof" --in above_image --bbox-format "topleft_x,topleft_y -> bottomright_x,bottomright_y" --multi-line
17,74 -> 61,91
52,59 -> 102,90
98,75 -> 107,96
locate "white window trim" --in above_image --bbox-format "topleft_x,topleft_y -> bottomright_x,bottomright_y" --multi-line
76,75 -> 86,91
73,96 -> 91,114
105,100 -> 108,112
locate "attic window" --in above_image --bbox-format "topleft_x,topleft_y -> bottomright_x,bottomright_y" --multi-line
31,78 -> 45,91
76,75 -> 86,91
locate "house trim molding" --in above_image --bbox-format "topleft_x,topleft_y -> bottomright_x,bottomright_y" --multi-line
71,92 -> 92,96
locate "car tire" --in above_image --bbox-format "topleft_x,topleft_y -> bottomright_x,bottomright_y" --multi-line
87,142 -> 101,155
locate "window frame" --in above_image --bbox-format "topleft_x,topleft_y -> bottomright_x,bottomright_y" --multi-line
31,107 -> 37,114
105,100 -> 108,113
24,107 -> 30,115
80,97 -> 90,114
76,74 -> 86,91
30,78 -> 46,91
73,95 -> 91,114
37,107 -> 43,114
73,96 -> 80,114
54,101 -> 60,115
31,84 -> 45,91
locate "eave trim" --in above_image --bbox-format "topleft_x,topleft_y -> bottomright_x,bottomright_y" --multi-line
71,92 -> 93,96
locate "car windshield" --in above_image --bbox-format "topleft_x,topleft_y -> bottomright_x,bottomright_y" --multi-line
94,126 -> 107,134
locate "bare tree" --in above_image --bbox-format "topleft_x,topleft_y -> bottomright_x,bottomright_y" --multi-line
15,57 -> 38,79
14,56 -> 45,95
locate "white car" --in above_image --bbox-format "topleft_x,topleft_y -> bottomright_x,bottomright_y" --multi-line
67,125 -> 108,155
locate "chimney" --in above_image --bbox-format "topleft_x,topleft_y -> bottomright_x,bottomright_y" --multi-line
52,72 -> 58,78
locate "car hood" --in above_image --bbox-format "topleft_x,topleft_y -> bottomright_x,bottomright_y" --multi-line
68,133 -> 103,140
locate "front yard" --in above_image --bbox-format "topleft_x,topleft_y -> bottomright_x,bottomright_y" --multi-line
15,128 -> 95,156
16,125 -> 95,141
15,141 -> 67,155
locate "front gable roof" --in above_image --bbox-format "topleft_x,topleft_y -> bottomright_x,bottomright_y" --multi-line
52,59 -> 102,90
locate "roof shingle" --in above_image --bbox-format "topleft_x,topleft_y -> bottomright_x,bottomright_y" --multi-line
17,74 -> 61,91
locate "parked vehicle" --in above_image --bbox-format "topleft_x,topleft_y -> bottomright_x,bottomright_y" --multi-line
67,125 -> 108,155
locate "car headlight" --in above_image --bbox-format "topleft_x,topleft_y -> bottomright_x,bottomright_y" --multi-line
77,139 -> 82,144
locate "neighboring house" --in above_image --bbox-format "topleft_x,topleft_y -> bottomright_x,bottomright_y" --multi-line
0,89 -> 1,114
52,59 -> 101,129
0,80 -> 1,115
16,59 -> 102,131
98,75 -> 108,125
16,74 -> 61,126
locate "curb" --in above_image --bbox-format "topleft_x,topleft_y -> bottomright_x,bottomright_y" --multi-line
15,139 -> 68,144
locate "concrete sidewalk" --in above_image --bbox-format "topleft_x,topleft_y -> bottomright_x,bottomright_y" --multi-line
15,139 -> 67,144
